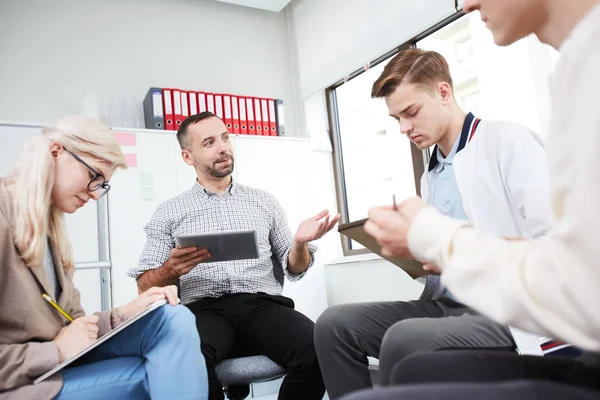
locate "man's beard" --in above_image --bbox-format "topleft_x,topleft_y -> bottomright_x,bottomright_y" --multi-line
195,155 -> 234,178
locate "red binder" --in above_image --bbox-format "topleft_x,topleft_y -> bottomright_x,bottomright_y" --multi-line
267,98 -> 277,136
188,91 -> 198,116
198,92 -> 207,113
206,93 -> 215,114
223,94 -> 233,131
260,98 -> 270,135
180,90 -> 189,124
246,97 -> 256,135
214,94 -> 224,121
253,97 -> 263,135
173,89 -> 183,128
231,95 -> 240,134
238,96 -> 247,134
163,88 -> 175,131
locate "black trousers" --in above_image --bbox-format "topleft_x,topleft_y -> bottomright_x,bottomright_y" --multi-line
341,350 -> 600,400
186,293 -> 325,400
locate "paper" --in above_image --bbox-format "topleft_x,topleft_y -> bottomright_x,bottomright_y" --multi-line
124,154 -> 137,167
114,132 -> 136,146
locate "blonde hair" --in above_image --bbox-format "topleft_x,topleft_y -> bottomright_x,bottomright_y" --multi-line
1,115 -> 128,271
372,48 -> 454,98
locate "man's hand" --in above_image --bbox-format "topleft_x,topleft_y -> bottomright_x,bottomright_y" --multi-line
364,197 -> 429,259
294,210 -> 340,245
167,246 -> 211,277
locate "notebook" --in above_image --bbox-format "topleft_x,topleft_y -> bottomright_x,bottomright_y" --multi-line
338,218 -> 425,279
34,299 -> 168,384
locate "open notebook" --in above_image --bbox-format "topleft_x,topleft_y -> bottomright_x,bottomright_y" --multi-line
34,299 -> 168,384
338,218 -> 425,279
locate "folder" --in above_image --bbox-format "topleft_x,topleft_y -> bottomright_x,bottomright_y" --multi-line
338,219 -> 425,279
214,94 -> 224,121
180,90 -> 189,124
188,91 -> 198,116
260,98 -> 270,135
231,95 -> 240,134
238,96 -> 247,134
163,88 -> 175,131
246,97 -> 256,135
253,97 -> 263,135
34,300 -> 168,384
274,99 -> 285,136
198,92 -> 207,113
267,98 -> 277,136
173,89 -> 183,128
143,87 -> 165,130
206,93 -> 215,114
223,94 -> 233,131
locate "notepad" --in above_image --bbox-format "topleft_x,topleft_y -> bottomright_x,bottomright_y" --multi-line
34,299 -> 168,384
338,218 -> 425,279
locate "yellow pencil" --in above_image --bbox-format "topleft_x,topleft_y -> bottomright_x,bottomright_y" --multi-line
42,294 -> 74,322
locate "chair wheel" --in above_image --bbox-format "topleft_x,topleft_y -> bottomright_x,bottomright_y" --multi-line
224,384 -> 250,400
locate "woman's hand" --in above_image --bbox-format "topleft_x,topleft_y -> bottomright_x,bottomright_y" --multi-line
53,315 -> 99,362
111,286 -> 178,328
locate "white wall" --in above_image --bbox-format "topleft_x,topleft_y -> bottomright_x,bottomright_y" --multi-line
0,0 -> 301,136
288,0 -> 456,98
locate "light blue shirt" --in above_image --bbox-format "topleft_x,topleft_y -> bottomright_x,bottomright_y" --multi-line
426,122 -> 472,302
427,135 -> 468,221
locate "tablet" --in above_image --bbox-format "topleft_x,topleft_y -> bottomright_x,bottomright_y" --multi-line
175,229 -> 260,263
34,299 -> 168,384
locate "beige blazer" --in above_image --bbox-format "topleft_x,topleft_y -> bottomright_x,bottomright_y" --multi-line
0,186 -> 111,400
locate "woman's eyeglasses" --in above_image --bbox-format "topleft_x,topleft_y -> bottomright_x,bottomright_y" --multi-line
63,148 -> 111,198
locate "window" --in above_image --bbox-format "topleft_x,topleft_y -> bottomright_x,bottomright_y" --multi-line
330,58 -> 421,252
417,11 -> 559,135
328,11 -> 558,256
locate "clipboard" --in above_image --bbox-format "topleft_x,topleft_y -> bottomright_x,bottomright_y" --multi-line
338,218 -> 425,279
34,299 -> 168,384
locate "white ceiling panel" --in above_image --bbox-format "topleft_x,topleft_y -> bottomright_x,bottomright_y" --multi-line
211,0 -> 292,12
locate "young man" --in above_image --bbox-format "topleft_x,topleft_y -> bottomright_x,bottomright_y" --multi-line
127,112 -> 339,400
314,48 -> 555,399
348,0 -> 600,399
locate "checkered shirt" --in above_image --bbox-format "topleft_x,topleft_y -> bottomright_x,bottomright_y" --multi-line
127,180 -> 316,305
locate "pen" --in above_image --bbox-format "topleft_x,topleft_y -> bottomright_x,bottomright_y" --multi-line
42,294 -> 74,322
392,194 -> 397,211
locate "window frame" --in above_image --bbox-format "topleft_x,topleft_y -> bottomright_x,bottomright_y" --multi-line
326,10 -> 465,256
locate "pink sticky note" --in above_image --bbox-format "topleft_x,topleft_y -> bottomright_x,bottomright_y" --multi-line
114,132 -> 136,146
124,153 -> 138,167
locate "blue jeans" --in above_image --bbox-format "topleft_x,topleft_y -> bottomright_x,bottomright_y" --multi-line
54,304 -> 208,400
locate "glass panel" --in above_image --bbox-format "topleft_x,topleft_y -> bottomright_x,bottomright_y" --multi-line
335,61 -> 417,250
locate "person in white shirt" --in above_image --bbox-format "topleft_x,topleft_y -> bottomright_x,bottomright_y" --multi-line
314,47 -> 557,399
340,0 -> 600,399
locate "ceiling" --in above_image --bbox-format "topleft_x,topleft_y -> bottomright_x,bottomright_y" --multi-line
210,0 -> 292,12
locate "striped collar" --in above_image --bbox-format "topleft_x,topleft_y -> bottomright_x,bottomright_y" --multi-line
428,112 -> 481,172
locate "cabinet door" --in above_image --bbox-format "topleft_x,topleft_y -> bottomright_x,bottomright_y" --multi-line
109,132 -> 179,307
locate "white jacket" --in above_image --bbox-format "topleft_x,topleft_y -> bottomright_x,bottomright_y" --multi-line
420,116 -> 555,354
407,4 -> 600,352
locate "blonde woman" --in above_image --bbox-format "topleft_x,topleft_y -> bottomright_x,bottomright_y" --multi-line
0,115 -> 208,400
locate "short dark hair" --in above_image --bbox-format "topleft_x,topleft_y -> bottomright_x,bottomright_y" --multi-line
177,111 -> 220,150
